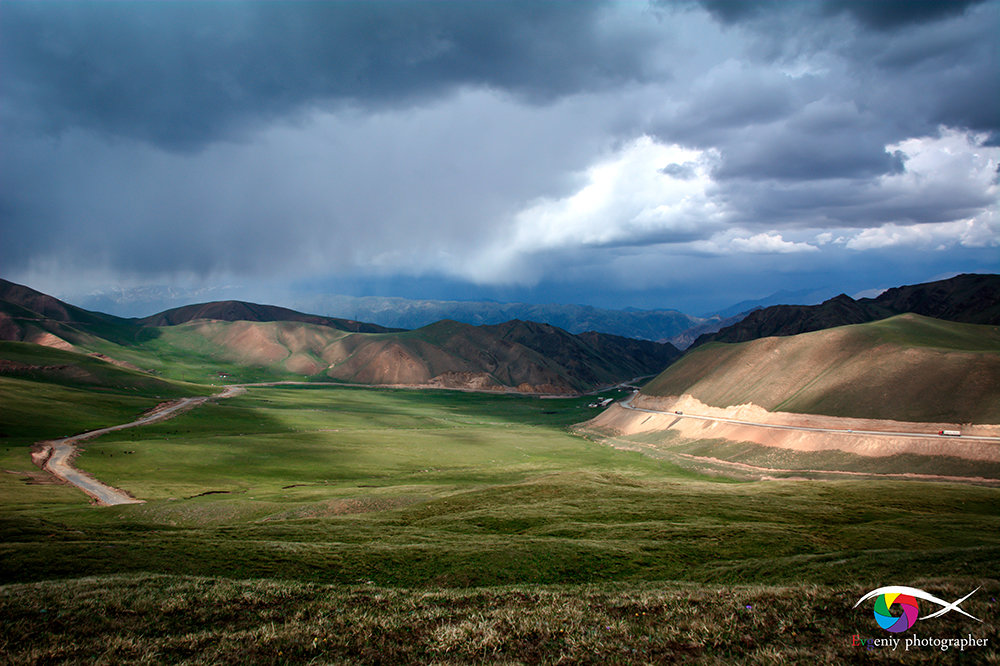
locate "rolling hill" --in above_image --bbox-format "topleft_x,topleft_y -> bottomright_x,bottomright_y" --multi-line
120,317 -> 679,393
0,278 -> 145,347
642,313 -> 1000,423
138,300 -> 400,333
0,279 -> 680,394
691,273 -> 1000,347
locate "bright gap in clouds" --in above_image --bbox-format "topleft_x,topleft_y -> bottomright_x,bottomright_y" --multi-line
458,126 -> 998,287
844,128 -> 1000,249
462,136 -> 726,283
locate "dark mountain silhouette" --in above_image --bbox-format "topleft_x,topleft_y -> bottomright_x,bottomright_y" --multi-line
691,274 -> 999,347
137,300 -> 401,333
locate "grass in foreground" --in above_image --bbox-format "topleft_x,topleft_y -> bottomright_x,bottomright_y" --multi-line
2,574 -> 996,664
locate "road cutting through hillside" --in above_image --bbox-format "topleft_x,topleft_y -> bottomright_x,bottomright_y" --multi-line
619,393 -> 1000,442
32,386 -> 245,505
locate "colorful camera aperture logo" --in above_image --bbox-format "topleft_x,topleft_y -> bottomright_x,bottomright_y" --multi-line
873,592 -> 919,633
854,586 -> 982,633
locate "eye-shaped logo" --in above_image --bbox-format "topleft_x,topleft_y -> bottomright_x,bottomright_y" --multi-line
854,586 -> 982,633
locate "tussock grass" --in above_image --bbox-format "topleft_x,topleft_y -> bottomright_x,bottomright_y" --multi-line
2,574 -> 996,664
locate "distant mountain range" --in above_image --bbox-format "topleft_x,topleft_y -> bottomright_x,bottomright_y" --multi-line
72,288 -> 734,346
692,273 -> 1000,348
0,279 -> 679,394
703,287 -> 838,319
288,294 -> 709,343
4,272 -> 997,407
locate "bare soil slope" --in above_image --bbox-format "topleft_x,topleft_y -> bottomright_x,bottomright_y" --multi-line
158,318 -> 679,394
643,314 -> 1000,423
1,279 -> 680,394
586,394 -> 1000,464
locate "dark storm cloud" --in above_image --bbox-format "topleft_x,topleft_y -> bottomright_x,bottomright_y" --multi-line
822,0 -> 989,30
695,0 -> 785,24
657,0 -> 999,191
2,0 -> 997,310
698,0 -> 988,29
710,114 -> 903,182
1,0 -> 650,150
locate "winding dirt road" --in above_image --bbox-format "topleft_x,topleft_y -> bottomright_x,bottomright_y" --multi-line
32,386 -> 245,505
30,377 -> 615,507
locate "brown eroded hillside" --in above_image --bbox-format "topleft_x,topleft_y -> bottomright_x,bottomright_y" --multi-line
160,317 -> 679,394
641,314 -> 1000,423
0,278 -> 143,348
1,279 -> 680,394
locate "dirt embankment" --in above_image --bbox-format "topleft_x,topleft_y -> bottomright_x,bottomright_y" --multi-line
586,394 -> 1000,463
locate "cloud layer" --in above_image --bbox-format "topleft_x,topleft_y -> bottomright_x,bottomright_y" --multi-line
1,0 -> 997,312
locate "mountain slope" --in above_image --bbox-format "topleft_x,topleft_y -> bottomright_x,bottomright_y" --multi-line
137,300 -> 401,333
149,317 -> 680,393
664,311 -> 752,349
643,314 -> 1000,423
1,280 -> 680,394
692,273 -> 1000,347
0,278 -> 145,347
706,287 -> 837,319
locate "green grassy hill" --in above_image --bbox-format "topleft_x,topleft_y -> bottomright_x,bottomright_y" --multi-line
642,314 -> 1000,422
0,341 -> 209,443
0,278 -> 146,346
1,279 -> 678,393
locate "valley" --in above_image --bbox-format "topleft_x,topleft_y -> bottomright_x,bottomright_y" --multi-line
5,3 -> 999,661
1,275 -> 999,663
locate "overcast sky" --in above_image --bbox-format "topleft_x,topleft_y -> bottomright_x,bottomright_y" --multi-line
2,0 -> 997,314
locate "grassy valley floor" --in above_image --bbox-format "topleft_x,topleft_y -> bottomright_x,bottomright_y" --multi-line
2,382 -> 998,663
